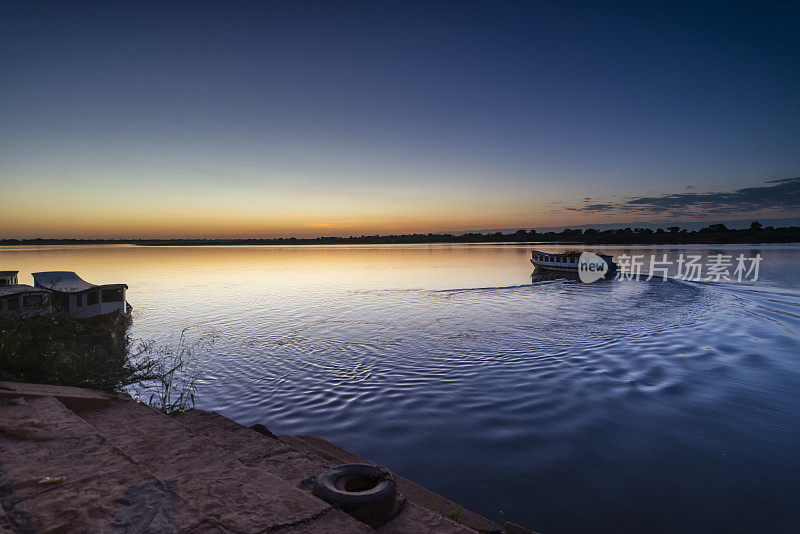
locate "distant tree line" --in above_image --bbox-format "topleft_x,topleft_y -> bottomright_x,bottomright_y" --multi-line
2,221 -> 799,246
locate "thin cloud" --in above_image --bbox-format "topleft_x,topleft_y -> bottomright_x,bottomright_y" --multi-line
565,177 -> 800,216
567,203 -> 619,213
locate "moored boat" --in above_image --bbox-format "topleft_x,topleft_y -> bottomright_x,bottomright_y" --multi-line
0,284 -> 52,318
1,271 -> 20,286
32,271 -> 131,322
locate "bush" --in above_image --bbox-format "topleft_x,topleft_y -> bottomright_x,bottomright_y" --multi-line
0,316 -> 146,391
0,317 -> 204,414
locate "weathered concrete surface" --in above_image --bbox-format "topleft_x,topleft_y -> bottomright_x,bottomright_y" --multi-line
272,508 -> 373,533
380,502 -> 477,534
0,396 -> 217,533
81,399 -> 345,533
0,380 -> 121,412
175,410 -> 332,488
0,505 -> 12,534
285,434 -> 504,533
0,384 -> 526,533
177,410 -> 499,533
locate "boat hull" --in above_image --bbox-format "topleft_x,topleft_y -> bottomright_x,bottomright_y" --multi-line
530,259 -> 580,272
530,259 -> 618,276
79,304 -> 132,328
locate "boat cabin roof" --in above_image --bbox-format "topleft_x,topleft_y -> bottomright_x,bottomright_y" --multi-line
530,249 -> 613,259
0,271 -> 19,277
32,271 -> 127,293
0,284 -> 48,298
530,250 -> 580,257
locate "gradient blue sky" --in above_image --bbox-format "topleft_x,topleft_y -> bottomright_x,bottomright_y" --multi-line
1,1 -> 799,237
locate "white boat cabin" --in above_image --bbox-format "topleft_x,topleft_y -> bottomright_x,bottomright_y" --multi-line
530,250 -> 616,273
0,271 -> 19,286
32,271 -> 129,320
530,250 -> 582,271
0,284 -> 52,318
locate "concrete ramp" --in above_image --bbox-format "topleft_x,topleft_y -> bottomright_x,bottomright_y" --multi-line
176,410 -> 501,533
0,384 -> 518,533
81,399 -> 352,533
0,396 -> 217,533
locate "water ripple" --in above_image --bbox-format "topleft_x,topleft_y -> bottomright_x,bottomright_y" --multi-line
106,245 -> 800,533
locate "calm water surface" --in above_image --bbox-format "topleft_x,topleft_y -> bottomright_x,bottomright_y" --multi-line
3,244 -> 800,533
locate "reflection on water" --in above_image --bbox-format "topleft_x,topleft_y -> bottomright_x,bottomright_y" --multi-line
530,267 -> 581,283
2,244 -> 800,533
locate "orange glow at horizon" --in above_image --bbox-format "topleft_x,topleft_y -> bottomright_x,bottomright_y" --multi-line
3,171 -> 793,239
0,185 -> 619,239
2,199 -> 790,239
0,208 -> 656,239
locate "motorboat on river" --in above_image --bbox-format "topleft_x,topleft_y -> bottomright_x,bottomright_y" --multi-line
530,250 -> 617,274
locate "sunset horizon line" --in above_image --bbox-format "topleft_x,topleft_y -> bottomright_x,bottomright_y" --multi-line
3,216 -> 799,243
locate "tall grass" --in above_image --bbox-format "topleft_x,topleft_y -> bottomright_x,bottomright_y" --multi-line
129,330 -> 212,415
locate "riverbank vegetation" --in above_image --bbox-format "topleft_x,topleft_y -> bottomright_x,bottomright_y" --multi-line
0,316 -> 201,413
2,222 -> 798,246
129,331 -> 209,415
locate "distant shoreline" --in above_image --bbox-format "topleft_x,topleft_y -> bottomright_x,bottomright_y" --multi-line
2,223 -> 799,246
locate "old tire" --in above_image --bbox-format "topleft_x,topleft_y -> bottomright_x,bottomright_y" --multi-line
312,464 -> 397,526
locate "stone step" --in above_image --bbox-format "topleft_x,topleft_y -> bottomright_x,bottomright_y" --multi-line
0,504 -> 13,533
0,396 -> 219,533
0,380 -> 121,413
175,410 -> 487,533
174,409 -> 332,489
81,399 -> 369,533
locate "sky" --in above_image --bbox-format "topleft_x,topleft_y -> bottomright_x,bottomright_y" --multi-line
1,1 -> 799,238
